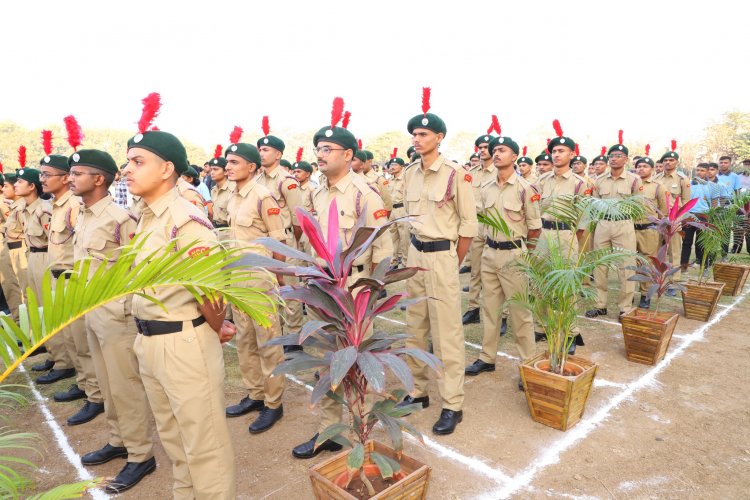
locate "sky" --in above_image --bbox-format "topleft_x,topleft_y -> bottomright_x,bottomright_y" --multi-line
2,0 -> 749,159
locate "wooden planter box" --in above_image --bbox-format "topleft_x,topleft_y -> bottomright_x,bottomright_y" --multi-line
681,281 -> 725,322
713,262 -> 750,296
519,352 -> 597,431
620,308 -> 679,365
309,440 -> 431,500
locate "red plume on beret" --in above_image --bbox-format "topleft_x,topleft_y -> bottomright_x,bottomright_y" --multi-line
600,146 -> 607,156
553,119 -> 564,138
214,145 -> 223,159
64,115 -> 84,151
150,126 -> 159,131
41,130 -> 53,155
262,116 -> 270,137
474,145 -> 478,153
492,115 -> 501,135
618,129 -> 624,145
0,160 -> 3,173
342,111 -> 351,129
522,146 -> 527,157
229,126 -> 243,144
331,97 -> 344,128
357,139 -> 363,150
421,87 -> 431,116
645,144 -> 651,157
575,144 -> 580,156
296,147 -> 303,163
391,148 -> 398,159
545,138 -> 551,154
137,92 -> 161,134
18,146 -> 27,168
671,139 -> 677,152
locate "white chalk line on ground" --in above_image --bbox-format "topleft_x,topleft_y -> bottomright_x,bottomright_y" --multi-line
15,359 -> 109,500
478,289 -> 749,499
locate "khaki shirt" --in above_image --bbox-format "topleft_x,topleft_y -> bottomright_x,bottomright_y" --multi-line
259,165 -> 302,231
73,195 -> 137,275
177,177 -> 205,208
390,171 -> 406,206
48,190 -> 81,271
593,169 -> 642,200
638,176 -> 668,222
313,171 -> 392,267
404,154 -> 478,242
654,170 -> 691,205
470,162 -> 498,212
480,173 -> 542,242
365,169 -> 394,212
0,199 -> 9,242
4,199 -> 25,242
131,188 -> 217,322
227,176 -> 285,256
21,197 -> 51,250
535,169 -> 590,222
298,180 -> 315,216
210,180 -> 235,225
521,171 -> 538,185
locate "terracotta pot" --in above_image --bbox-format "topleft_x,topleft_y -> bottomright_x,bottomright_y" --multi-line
713,262 -> 750,296
334,463 -> 406,489
620,308 -> 679,365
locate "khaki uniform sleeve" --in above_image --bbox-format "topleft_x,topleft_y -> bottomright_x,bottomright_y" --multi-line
364,192 -> 392,265
261,195 -> 286,241
524,184 -> 542,231
281,177 -> 303,226
681,177 -> 691,204
632,175 -> 643,194
455,169 -> 479,238
656,184 -> 668,215
378,177 -> 393,211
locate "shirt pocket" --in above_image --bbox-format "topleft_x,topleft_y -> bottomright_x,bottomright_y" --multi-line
338,213 -> 356,246
405,183 -> 423,214
26,221 -> 44,237
597,185 -> 612,197
503,198 -> 525,223
616,182 -> 632,197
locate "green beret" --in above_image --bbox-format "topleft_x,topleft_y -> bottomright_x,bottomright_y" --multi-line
488,136 -> 520,155
573,156 -> 588,165
68,149 -> 119,175
292,160 -> 312,173
354,150 -> 368,163
535,152 -> 552,164
40,154 -> 70,171
0,173 -> 4,184
313,126 -> 358,153
517,156 -> 534,166
592,155 -> 608,163
548,136 -> 576,152
474,134 -> 494,148
4,172 -> 17,184
636,157 -> 655,168
388,157 -> 405,166
407,113 -> 447,136
410,153 -> 421,163
607,143 -> 629,156
280,159 -> 292,169
209,157 -> 227,168
257,135 -> 285,153
225,143 -> 262,166
184,166 -> 200,179
16,167 -> 42,190
128,131 -> 189,175
407,146 -> 416,159
659,151 -> 679,162
363,150 -> 374,161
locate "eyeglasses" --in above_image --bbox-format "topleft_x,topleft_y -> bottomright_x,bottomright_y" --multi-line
69,171 -> 102,178
313,146 -> 345,156
39,172 -> 67,179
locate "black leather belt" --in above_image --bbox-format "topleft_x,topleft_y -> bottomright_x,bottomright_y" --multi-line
135,316 -> 206,336
29,246 -> 48,253
411,235 -> 451,253
213,222 -> 228,228
634,223 -> 653,231
393,202 -> 404,209
285,227 -> 293,234
486,238 -> 522,250
51,269 -> 71,279
6,241 -> 22,250
323,265 -> 365,277
542,220 -> 571,231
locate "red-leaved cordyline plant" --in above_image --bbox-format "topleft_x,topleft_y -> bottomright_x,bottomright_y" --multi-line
628,194 -> 709,316
234,199 -> 441,494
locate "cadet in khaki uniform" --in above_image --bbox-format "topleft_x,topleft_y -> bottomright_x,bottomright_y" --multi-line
292,149 -> 316,255
591,148 -> 609,179
586,134 -> 642,320
462,132 -> 497,326
363,151 -> 394,214
68,149 -> 156,494
654,143 -> 690,288
292,111 -> 392,458
397,90 -> 478,436
177,170 -> 206,208
634,152 -> 667,308
0,174 -> 23,321
3,174 -> 28,303
388,156 -> 409,267
123,122 -> 235,499
517,147 -> 537,184
40,151 -> 103,425
208,153 -> 234,235
465,134 -> 541,381
223,141 -> 287,433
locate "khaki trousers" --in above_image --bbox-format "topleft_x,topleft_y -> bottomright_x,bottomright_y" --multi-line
467,235 -> 484,310
0,243 -> 22,321
232,278 -> 284,409
134,321 -> 236,499
65,316 -> 101,402
535,229 -> 579,334
281,232 -> 304,334
405,243 -> 465,411
480,246 -> 535,362
666,232 -> 682,282
87,298 -> 153,461
390,206 -> 409,265
8,242 -> 28,297
635,228 -> 660,294
594,220 -> 636,313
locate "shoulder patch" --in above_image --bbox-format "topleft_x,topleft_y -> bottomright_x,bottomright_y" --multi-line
267,207 -> 281,216
639,185 -> 644,191
464,174 -> 472,183
374,208 -> 388,220
188,246 -> 210,258
530,193 -> 541,202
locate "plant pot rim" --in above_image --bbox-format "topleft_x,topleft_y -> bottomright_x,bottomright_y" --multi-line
622,308 -> 679,324
533,358 -> 584,378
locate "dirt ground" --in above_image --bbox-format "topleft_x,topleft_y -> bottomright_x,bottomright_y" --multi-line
5,263 -> 750,499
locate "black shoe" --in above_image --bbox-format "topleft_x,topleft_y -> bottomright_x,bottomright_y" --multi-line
665,288 -> 677,298
378,289 -> 387,299
400,305 -> 406,311
67,401 -> 104,426
462,285 -> 470,292
462,308 -> 480,325
395,395 -> 430,415
81,443 -> 128,466
249,405 -> 283,434
432,409 -> 463,435
284,345 -> 303,355
638,296 -> 651,309
575,334 -> 585,346
459,265 -> 471,274
226,396 -> 264,417
500,318 -> 507,337
292,433 -> 343,459
465,359 -> 495,376
534,332 -> 546,343
105,457 -> 157,494
518,379 -> 525,391
36,368 -> 76,384
54,384 -> 86,402
31,359 -> 54,372
584,308 -> 607,318
28,345 -> 48,357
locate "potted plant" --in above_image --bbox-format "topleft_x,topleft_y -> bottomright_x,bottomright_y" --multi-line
713,192 -> 750,295
247,201 -> 440,499
622,196 -> 700,365
481,194 -> 643,431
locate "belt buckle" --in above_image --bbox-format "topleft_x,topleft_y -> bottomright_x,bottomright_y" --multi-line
136,319 -> 149,336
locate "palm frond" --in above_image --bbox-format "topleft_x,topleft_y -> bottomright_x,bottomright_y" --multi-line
0,427 -> 40,498
27,479 -> 104,500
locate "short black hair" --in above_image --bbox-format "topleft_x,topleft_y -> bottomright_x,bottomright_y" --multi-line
719,155 -> 732,162
708,162 -> 719,169
696,162 -> 709,169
